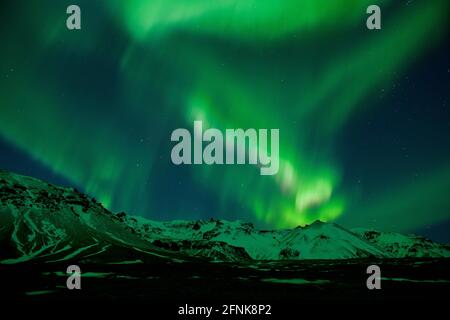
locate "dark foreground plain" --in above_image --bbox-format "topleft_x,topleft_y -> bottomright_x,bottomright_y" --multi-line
1,257 -> 449,301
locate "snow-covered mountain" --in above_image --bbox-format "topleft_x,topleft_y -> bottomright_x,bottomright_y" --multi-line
0,171 -> 177,264
1,171 -> 449,263
122,217 -> 388,260
352,228 -> 450,258
123,216 -> 450,260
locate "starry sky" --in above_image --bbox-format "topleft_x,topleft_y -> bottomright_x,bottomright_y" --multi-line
0,0 -> 449,241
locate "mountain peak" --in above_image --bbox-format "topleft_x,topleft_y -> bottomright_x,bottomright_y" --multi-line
1,170 -> 449,263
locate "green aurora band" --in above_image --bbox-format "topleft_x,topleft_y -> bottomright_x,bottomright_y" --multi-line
0,0 -> 449,231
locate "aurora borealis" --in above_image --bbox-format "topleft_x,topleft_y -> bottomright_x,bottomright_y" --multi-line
0,1 -> 449,240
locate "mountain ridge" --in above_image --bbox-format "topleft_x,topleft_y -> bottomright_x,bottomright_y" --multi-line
1,170 -> 449,264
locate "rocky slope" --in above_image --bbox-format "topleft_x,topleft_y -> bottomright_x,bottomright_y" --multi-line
122,215 -> 450,260
1,171 -> 449,263
353,228 -> 450,258
0,171 -> 178,264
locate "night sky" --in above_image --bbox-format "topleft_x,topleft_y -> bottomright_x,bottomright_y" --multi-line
0,1 -> 449,241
